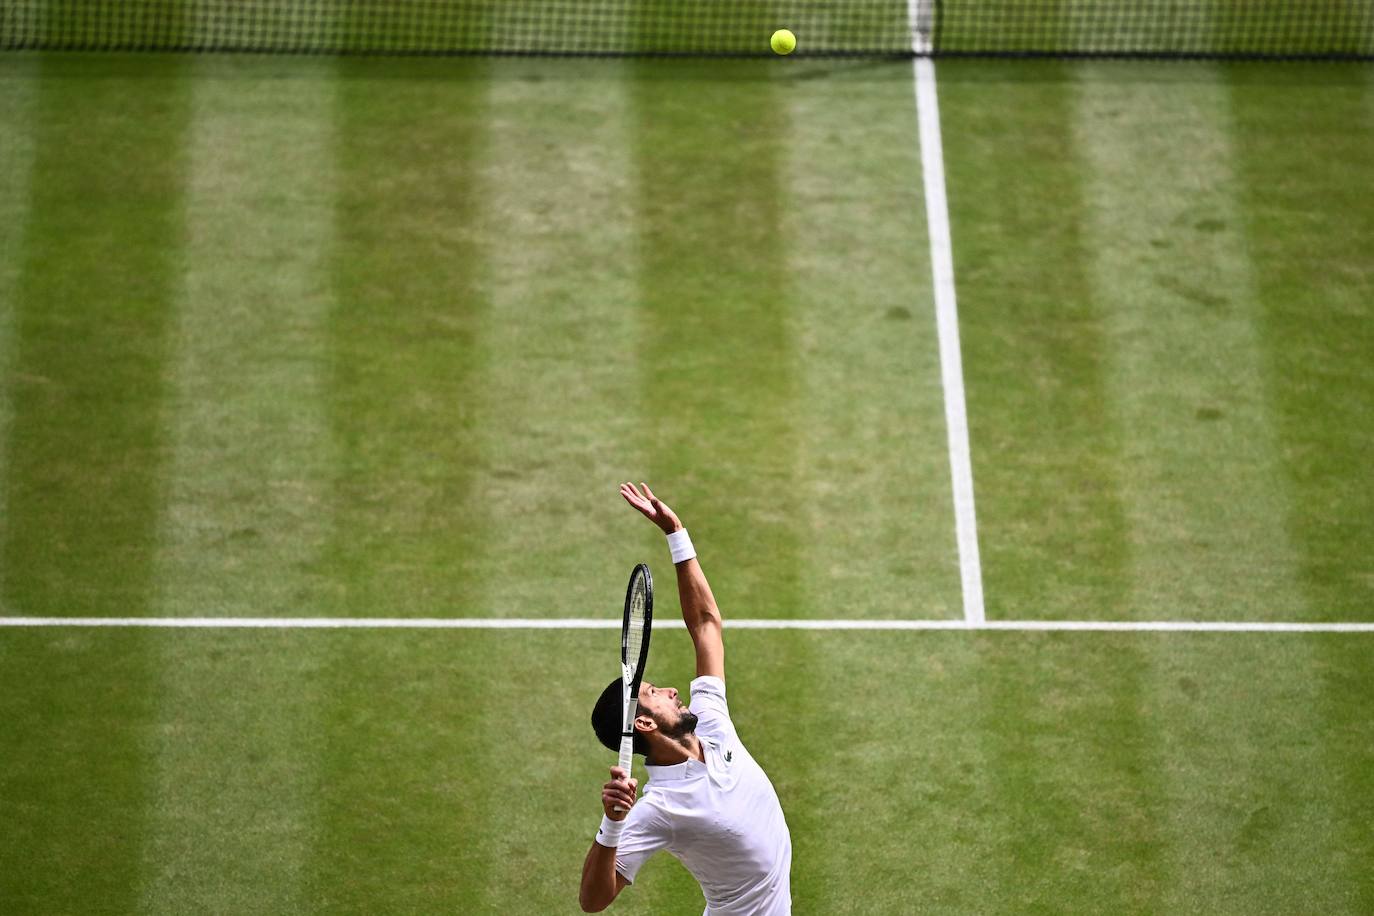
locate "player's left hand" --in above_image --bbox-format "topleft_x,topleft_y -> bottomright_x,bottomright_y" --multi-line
602,766 -> 638,820
620,482 -> 682,535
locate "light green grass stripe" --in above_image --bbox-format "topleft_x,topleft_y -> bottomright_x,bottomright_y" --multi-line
466,60 -> 647,621
781,62 -> 961,619
630,62 -> 806,628
466,58 -> 643,903
1145,634 -> 1362,913
0,57 -> 37,603
1074,66 -> 1305,622
139,56 -> 338,914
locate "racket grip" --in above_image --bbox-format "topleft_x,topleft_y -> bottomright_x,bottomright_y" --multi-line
613,735 -> 634,812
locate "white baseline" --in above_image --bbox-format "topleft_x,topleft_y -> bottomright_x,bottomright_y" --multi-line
1,617 -> 1371,633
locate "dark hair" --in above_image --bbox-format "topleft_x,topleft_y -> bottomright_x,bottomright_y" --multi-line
592,679 -> 650,757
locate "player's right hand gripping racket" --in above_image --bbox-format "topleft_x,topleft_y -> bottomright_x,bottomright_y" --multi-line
615,563 -> 653,811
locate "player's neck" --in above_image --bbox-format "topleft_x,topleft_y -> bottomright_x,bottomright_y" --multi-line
648,733 -> 703,766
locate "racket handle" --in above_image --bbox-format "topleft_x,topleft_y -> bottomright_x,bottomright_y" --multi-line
613,735 -> 634,812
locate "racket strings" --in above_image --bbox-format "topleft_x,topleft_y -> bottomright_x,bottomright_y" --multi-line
623,583 -> 648,671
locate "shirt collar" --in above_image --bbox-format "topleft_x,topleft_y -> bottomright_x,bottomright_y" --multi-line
645,735 -> 713,783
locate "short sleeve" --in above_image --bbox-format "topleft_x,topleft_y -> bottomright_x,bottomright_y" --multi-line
613,798 -> 671,884
688,675 -> 737,742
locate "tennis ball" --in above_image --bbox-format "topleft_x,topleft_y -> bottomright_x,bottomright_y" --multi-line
770,29 -> 796,55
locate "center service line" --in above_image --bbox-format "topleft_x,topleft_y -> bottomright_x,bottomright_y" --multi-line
2,618 -> 1372,633
911,34 -> 986,625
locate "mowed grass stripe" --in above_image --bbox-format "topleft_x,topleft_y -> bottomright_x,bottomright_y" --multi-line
323,58 -> 491,619
1226,66 -> 1374,621
311,58 -> 494,911
1228,66 -> 1374,910
781,61 -> 961,620
972,632 -> 1168,912
2,55 -> 189,615
940,62 -> 1165,910
56,627 -> 1361,914
0,49 -> 39,910
1074,65 -> 1305,621
626,60 -> 818,910
1074,64 -> 1345,911
467,58 -> 643,901
0,53 -> 191,911
0,56 -> 37,570
467,59 -> 647,621
940,61 -> 1133,621
139,56 -> 339,913
778,60 -> 970,902
1144,635 -> 1365,912
631,62 -> 805,621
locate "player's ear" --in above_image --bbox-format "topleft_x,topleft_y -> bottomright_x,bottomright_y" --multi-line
633,713 -> 657,736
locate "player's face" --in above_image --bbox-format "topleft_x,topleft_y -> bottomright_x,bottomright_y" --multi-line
638,680 -> 689,725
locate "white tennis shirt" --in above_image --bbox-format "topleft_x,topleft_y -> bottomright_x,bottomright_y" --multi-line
614,675 -> 792,915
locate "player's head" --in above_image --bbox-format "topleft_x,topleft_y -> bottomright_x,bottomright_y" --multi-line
591,678 -> 698,760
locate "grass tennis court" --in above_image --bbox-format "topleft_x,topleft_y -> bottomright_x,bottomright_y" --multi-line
1,47 -> 1372,914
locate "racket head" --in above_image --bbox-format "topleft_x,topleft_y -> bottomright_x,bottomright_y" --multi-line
621,563 -> 653,696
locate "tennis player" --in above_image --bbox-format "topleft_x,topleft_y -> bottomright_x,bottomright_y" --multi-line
580,482 -> 792,914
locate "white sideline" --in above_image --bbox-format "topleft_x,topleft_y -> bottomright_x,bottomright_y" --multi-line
1,617 -> 1370,632
912,52 -> 985,625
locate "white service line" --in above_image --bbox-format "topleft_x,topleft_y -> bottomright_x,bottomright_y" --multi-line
912,54 -> 986,625
1,617 -> 1371,632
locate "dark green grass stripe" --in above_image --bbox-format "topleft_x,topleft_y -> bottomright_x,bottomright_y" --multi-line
631,61 -> 805,620
1228,66 -> 1374,910
625,60 -> 813,909
322,58 -> 491,617
1227,66 -> 1374,622
975,633 -> 1167,911
2,54 -> 189,617
939,61 -> 1132,620
305,631 -> 498,910
310,57 -> 492,909
0,631 -> 169,911
0,52 -> 191,910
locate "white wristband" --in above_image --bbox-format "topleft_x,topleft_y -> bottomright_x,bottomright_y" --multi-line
666,528 -> 696,564
595,814 -> 625,848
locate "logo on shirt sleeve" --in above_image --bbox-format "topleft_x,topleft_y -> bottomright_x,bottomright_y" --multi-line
725,750 -> 733,763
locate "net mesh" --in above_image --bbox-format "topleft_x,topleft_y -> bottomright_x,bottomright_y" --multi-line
2,1 -> 1371,60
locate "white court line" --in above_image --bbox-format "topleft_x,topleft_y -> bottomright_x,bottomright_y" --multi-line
1,617 -> 1371,632
912,47 -> 986,624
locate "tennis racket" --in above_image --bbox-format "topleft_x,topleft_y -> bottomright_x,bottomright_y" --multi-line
615,563 -> 653,809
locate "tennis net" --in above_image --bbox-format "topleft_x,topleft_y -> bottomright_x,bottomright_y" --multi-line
2,1 -> 1371,60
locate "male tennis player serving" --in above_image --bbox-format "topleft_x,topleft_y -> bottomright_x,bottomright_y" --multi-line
580,483 -> 792,914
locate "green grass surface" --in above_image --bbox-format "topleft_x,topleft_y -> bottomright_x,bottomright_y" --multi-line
1,629 -> 1372,912
943,61 -> 1374,621
1,49 -> 1372,914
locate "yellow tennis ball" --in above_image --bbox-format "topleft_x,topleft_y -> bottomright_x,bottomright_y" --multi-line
770,29 -> 796,55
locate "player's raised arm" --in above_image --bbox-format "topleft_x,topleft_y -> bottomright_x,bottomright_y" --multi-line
619,483 -> 724,681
